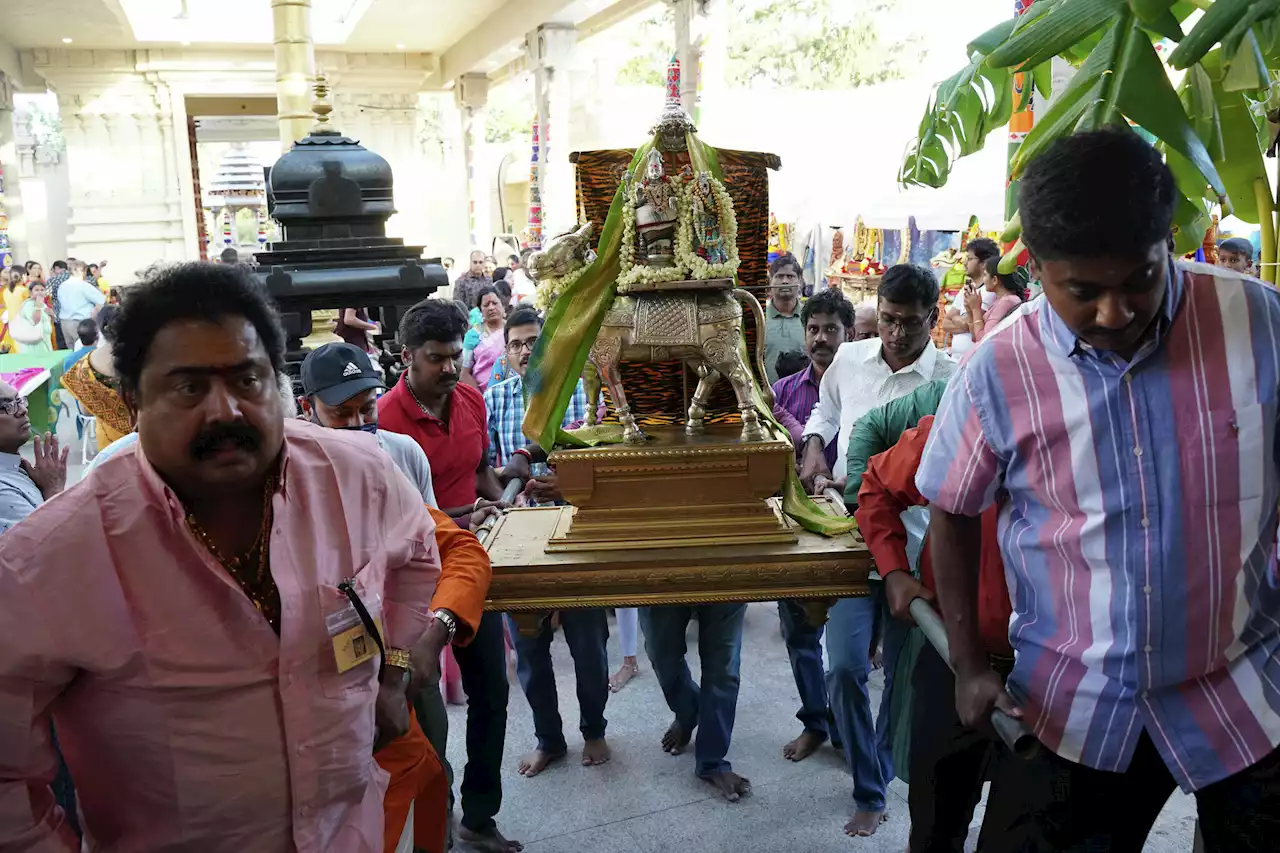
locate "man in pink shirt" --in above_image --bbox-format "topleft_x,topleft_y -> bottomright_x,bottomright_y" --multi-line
0,263 -> 442,852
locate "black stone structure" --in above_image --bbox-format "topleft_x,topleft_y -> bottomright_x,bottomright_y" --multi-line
252,107 -> 445,383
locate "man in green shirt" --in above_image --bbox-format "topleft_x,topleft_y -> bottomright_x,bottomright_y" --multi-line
844,379 -> 950,507
763,254 -> 806,385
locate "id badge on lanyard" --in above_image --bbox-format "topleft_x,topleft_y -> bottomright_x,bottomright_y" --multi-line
326,580 -> 386,674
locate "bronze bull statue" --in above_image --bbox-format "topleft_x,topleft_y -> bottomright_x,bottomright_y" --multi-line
584,286 -> 774,445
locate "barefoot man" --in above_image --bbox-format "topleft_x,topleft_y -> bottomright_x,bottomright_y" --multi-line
482,307 -> 612,776
642,604 -> 751,801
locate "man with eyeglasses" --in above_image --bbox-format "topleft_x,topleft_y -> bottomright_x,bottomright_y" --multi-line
764,254 -> 807,385
481,306 -> 614,778
0,384 -> 68,534
799,264 -> 956,839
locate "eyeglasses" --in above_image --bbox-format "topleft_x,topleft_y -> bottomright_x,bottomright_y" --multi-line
507,337 -> 539,354
0,396 -> 29,416
878,315 -> 929,335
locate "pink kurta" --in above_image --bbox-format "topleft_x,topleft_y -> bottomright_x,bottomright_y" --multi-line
0,418 -> 440,852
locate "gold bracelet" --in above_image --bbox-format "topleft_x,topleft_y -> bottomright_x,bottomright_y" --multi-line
384,647 -> 412,670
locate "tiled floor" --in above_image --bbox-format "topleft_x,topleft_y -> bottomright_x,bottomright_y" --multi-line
446,604 -> 1199,853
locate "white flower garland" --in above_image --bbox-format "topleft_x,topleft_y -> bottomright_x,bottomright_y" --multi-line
678,174 -> 740,280
617,173 -> 691,290
533,262 -> 589,311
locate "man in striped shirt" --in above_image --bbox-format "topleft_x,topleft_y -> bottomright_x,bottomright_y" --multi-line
917,130 -> 1280,850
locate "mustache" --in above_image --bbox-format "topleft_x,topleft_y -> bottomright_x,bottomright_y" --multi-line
190,422 -> 262,460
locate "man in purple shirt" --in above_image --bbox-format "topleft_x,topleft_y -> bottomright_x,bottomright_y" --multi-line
771,288 -> 854,763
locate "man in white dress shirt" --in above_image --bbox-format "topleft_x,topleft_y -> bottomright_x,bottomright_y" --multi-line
797,264 -> 956,838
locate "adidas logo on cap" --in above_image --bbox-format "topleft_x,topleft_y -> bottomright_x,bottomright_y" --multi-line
342,362 -> 362,377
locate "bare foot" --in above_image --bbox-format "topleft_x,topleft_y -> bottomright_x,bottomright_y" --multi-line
582,737 -> 611,766
609,659 -> 640,692
661,718 -> 693,755
703,770 -> 752,802
843,810 -> 888,837
516,747 -> 565,777
782,728 -> 826,762
457,825 -> 524,852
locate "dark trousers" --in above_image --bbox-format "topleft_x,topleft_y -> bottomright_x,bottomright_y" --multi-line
907,642 -> 1007,853
450,611 -> 509,834
50,725 -> 80,838
411,676 -> 454,804
980,707 -> 1280,852
777,600 -> 829,738
506,609 -> 610,753
641,603 -> 746,777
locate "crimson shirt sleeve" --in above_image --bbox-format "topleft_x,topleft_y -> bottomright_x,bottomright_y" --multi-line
854,418 -> 933,577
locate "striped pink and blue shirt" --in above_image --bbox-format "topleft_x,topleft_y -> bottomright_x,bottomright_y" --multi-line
916,261 -> 1280,792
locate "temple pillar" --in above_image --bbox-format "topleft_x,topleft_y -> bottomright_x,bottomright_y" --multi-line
0,70 -> 18,268
668,0 -> 726,130
528,24 -> 576,239
272,0 -> 317,147
47,60 -> 186,276
455,73 -> 490,250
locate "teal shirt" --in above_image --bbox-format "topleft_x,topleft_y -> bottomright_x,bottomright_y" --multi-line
843,378 -> 950,507
763,301 -> 805,385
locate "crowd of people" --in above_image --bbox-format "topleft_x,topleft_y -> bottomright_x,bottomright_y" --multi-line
0,127 -> 1277,853
0,257 -> 116,355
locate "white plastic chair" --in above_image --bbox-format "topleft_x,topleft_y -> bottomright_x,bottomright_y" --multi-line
77,408 -> 97,465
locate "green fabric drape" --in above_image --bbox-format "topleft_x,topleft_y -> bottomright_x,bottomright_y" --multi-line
522,131 -> 855,536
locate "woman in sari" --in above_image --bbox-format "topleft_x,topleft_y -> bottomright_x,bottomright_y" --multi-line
461,285 -> 508,391
12,281 -> 54,354
1,268 -> 29,353
60,304 -> 131,452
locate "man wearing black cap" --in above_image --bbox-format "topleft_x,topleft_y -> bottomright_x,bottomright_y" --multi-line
300,341 -> 436,505
300,341 -> 497,851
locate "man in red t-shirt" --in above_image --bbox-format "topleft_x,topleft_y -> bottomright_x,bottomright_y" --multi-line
378,299 -> 520,853
855,415 -> 1012,853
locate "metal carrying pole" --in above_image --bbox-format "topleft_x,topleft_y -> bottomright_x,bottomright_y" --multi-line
907,598 -> 1040,759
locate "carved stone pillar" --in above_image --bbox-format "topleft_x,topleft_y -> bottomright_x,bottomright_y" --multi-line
528,25 -> 576,238
455,73 -> 490,250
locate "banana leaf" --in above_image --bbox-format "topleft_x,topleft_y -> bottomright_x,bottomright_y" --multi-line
1009,19 -> 1119,176
1223,29 -> 1270,90
968,0 -> 1061,54
1169,0 -> 1259,68
988,0 -> 1126,70
1129,0 -> 1176,23
899,57 -> 1012,188
1110,20 -> 1227,197
1181,64 -> 1226,162
1210,64 -> 1268,221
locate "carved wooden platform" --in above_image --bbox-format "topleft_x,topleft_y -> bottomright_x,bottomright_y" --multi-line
480,496 -> 871,634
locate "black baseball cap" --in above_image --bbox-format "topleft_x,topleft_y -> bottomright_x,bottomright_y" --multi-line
301,343 -> 384,406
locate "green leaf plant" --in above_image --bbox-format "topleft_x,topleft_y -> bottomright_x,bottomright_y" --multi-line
902,0 -> 1280,282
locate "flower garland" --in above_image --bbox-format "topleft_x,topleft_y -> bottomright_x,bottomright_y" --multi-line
678,173 -> 739,280
617,173 -> 691,290
533,262 -> 589,311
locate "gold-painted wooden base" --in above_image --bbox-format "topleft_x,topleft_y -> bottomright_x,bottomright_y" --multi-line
480,499 -> 869,634
547,425 -> 796,551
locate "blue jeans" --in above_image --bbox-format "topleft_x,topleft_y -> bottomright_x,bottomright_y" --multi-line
641,603 -> 746,777
506,609 -> 610,754
826,582 -> 911,813
778,600 -> 829,738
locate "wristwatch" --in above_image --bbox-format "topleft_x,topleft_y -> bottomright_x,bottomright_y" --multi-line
432,608 -> 458,642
